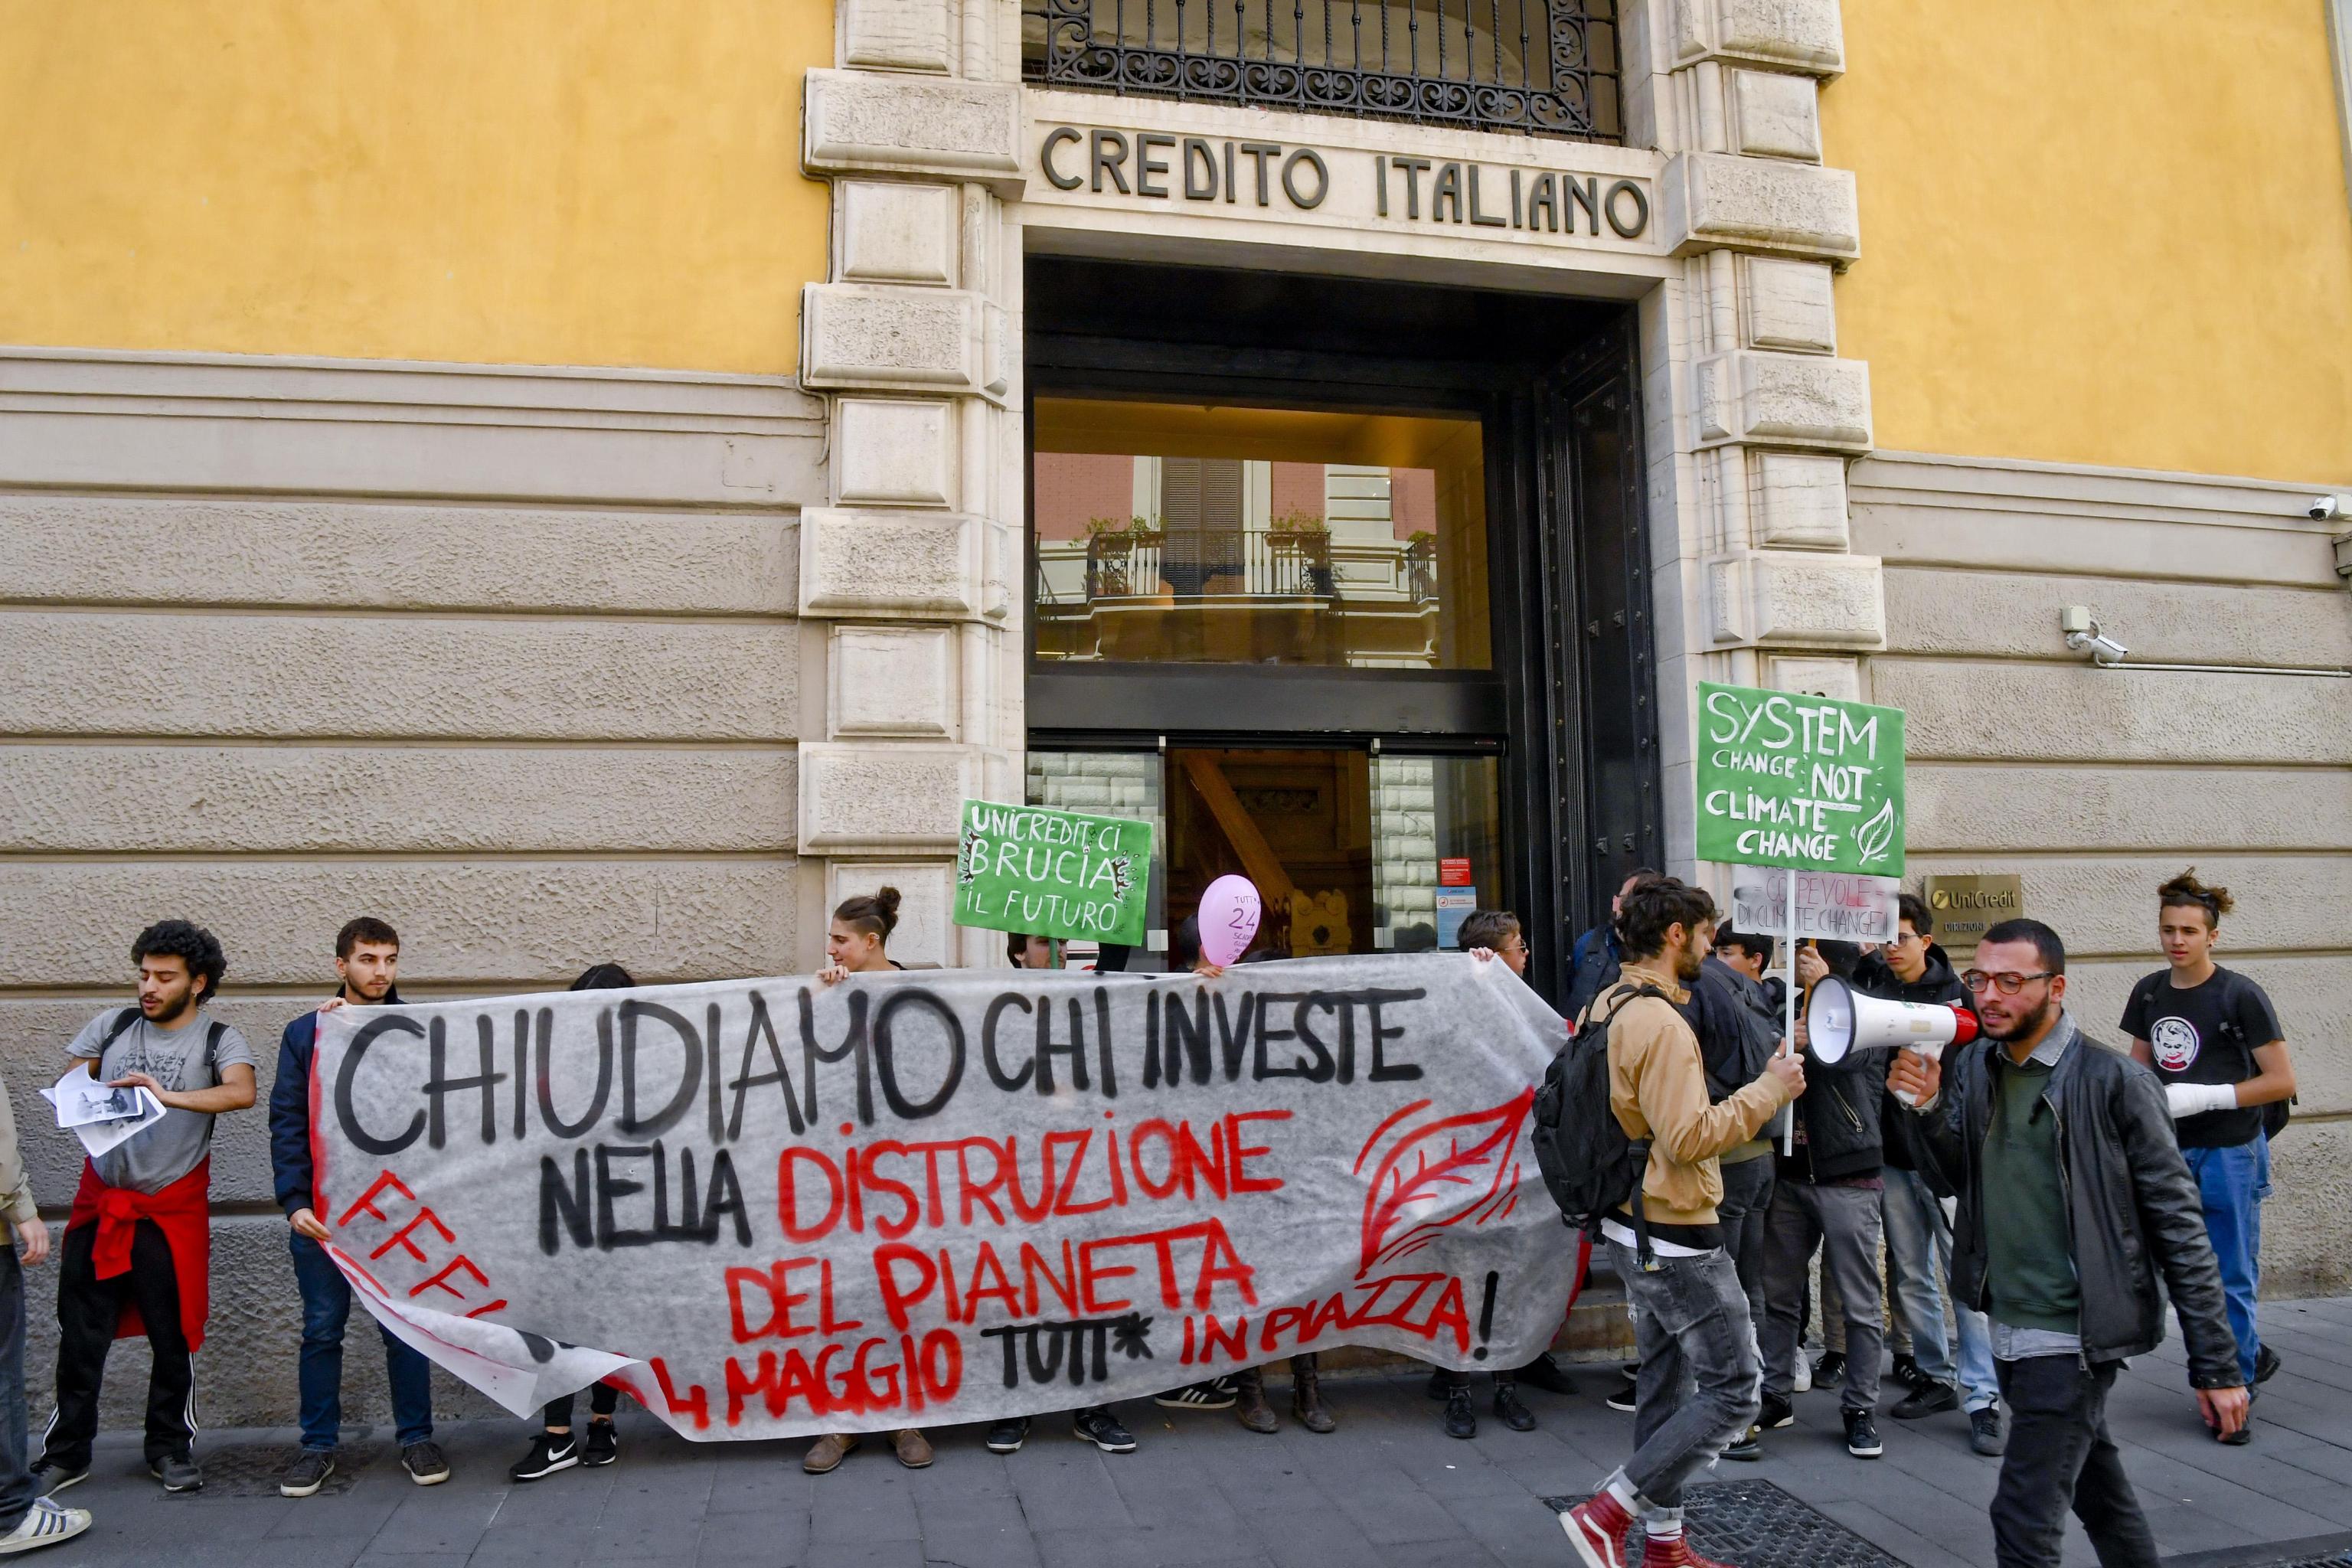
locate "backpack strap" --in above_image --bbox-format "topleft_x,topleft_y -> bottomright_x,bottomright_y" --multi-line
204,1020 -> 226,1086
1599,982 -> 1671,1269
100,1006 -> 142,1052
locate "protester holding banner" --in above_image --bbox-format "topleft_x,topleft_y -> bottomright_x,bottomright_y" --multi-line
1891,920 -> 2244,1568
802,890 -> 937,1475
1560,878 -> 1804,1568
0,1067 -> 90,1552
38,922 -> 256,1497
984,935 -> 1139,1457
1419,910 -> 1568,1440
1851,896 -> 2001,1452
1149,916 -> 1245,1419
2122,871 -> 2295,1433
505,964 -> 644,1482
1758,937 -> 1890,1461
271,918 -> 451,1498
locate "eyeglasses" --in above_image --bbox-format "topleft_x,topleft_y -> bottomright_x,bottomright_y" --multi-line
1962,970 -> 2056,996
1498,939 -> 1528,956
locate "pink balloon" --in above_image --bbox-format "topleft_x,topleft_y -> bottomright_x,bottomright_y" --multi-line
1197,875 -> 1263,967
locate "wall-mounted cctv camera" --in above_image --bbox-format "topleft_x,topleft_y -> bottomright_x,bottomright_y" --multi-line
2060,606 -> 2129,666
2312,496 -> 2343,521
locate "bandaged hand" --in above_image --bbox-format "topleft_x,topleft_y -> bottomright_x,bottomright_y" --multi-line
2164,1082 -> 2238,1119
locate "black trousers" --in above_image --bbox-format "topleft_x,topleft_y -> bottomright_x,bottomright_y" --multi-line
45,1219 -> 196,1468
544,1381 -> 619,1429
1991,1355 -> 2158,1568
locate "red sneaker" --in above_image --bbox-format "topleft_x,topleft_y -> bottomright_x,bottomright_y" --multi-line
1561,1491 -> 1635,1568
1642,1533 -> 1737,1568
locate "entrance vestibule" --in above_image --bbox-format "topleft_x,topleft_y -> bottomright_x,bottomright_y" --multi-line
1023,256 -> 1659,1002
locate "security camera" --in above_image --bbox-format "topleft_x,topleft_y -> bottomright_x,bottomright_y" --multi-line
2312,496 -> 2343,521
2060,607 -> 2128,666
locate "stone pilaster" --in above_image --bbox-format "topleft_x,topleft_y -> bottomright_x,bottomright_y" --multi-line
1646,0 -> 1880,708
799,0 -> 1028,968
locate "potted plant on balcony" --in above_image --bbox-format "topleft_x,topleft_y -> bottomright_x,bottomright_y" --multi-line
1084,514 -> 1168,601
1268,508 -> 1335,596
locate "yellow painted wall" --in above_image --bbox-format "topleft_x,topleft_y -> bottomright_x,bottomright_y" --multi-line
1821,2 -> 2352,485
0,0 -> 831,375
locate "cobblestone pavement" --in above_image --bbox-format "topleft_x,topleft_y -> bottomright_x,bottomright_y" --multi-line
38,1298 -> 2352,1568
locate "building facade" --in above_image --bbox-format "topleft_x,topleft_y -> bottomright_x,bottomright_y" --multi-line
3,0 -> 2348,1424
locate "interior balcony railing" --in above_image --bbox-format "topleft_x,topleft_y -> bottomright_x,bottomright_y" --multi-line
1021,0 -> 1622,142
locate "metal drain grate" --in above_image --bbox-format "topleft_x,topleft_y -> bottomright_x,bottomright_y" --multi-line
184,1442 -> 384,1498
2163,1536 -> 2352,1568
1544,1479 -> 1906,1568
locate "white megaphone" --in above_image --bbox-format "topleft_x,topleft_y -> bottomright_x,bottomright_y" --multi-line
1806,976 -> 1980,1105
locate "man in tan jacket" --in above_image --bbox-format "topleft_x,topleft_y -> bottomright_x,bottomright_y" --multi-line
0,1076 -> 93,1551
1561,878 -> 1802,1568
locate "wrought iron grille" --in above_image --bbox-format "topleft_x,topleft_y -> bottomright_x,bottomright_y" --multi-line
1023,0 -> 1621,142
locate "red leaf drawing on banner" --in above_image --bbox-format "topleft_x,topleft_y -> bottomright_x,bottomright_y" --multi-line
1354,1089 -> 1535,1276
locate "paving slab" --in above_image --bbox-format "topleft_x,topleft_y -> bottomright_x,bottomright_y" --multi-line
33,1299 -> 2352,1566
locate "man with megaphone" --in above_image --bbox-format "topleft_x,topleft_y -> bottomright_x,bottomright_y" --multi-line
1886,919 -> 2245,1568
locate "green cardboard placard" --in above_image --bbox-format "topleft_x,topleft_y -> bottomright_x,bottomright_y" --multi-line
954,799 -> 1154,946
1694,682 -> 1906,876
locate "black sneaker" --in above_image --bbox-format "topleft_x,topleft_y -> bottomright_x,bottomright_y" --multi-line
149,1452 -> 203,1493
1843,1408 -> 1883,1459
1812,1352 -> 1847,1389
1514,1353 -> 1577,1396
1442,1386 -> 1477,1439
1073,1407 -> 1135,1453
1757,1393 -> 1795,1430
1888,1352 -> 1928,1393
1154,1377 -> 1236,1411
2254,1344 -> 2281,1385
509,1432 -> 580,1482
401,1439 -> 451,1485
28,1461 -> 88,1498
985,1416 -> 1030,1454
1970,1406 -> 2007,1456
279,1449 -> 335,1498
1723,1426 -> 1762,1462
1891,1380 -> 1959,1419
1494,1382 -> 1536,1432
581,1422 -> 618,1468
1604,1375 -> 1638,1414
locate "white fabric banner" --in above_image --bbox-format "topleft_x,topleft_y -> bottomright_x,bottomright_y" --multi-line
311,954 -> 1577,1440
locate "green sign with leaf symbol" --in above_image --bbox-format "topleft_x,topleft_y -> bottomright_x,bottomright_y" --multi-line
1694,683 -> 1906,876
954,799 -> 1154,946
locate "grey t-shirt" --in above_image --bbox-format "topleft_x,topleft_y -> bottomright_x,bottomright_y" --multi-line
67,1009 -> 256,1194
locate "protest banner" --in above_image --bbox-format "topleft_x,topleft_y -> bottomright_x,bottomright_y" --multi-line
1694,682 -> 1906,877
1695,681 -> 1909,1152
310,955 -> 1576,1440
1730,868 -> 1901,945
956,799 -> 1153,946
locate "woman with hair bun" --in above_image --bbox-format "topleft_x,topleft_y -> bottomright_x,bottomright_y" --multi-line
2122,870 -> 2295,1439
802,890 -> 931,1474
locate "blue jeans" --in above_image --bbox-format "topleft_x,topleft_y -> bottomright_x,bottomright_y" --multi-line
2183,1137 -> 2269,1386
1609,1240 -> 1759,1514
0,1248 -> 32,1534
1881,1167 -> 1955,1387
292,1233 -> 434,1451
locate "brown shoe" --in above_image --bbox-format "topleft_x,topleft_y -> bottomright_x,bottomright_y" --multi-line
802,1432 -> 858,1474
1291,1354 -> 1336,1434
890,1429 -> 934,1468
1234,1367 -> 1279,1433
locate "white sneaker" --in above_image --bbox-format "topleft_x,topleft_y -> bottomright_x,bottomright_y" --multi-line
0,1498 -> 92,1554
1793,1356 -> 1812,1393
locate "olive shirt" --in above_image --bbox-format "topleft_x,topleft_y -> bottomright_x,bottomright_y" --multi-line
0,1071 -> 38,1242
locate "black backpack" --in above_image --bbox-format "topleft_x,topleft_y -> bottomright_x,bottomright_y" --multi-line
2208,972 -> 2294,1141
1532,982 -> 1666,1266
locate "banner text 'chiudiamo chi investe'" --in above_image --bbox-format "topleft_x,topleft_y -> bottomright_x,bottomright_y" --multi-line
309,956 -> 1577,1439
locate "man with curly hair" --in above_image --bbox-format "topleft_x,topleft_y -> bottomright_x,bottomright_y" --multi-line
35,922 -> 256,1498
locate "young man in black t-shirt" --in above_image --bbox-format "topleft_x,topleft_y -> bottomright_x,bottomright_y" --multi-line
2119,871 -> 2295,1438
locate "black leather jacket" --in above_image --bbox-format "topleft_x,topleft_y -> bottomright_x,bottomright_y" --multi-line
1903,1017 -> 2241,1386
